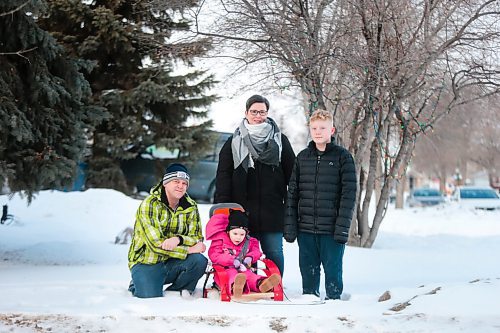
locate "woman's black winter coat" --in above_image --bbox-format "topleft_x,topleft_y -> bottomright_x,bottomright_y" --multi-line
284,139 -> 357,244
214,134 -> 296,233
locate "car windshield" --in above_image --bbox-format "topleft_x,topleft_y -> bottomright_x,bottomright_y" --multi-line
413,189 -> 441,197
460,188 -> 499,199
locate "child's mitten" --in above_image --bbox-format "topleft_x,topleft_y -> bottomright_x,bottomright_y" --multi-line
243,256 -> 252,268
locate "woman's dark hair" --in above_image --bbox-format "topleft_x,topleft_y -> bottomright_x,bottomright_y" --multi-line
246,95 -> 269,111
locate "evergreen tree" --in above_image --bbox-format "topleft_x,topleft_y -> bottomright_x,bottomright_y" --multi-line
39,0 -> 217,192
0,0 -> 105,201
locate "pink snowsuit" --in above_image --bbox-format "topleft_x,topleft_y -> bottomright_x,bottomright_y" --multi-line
206,213 -> 264,294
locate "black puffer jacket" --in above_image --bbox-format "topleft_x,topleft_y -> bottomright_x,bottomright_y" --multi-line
214,134 -> 296,233
284,139 -> 357,244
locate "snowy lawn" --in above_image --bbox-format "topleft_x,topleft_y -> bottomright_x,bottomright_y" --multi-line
1,189 -> 499,332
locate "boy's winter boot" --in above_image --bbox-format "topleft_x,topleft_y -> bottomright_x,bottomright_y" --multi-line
258,273 -> 281,293
232,273 -> 246,298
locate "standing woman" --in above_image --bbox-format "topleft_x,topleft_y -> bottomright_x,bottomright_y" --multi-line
214,95 -> 296,275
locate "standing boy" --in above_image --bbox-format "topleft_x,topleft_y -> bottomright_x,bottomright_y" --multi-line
284,109 -> 357,300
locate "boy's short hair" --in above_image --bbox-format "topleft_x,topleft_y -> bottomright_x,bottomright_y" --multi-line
309,109 -> 334,125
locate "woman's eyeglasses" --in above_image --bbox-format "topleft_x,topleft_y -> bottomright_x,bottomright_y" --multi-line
248,109 -> 268,116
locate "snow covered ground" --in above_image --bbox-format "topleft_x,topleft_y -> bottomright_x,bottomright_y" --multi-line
1,189 -> 499,332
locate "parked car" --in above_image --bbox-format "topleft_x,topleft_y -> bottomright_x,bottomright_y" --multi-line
120,144 -> 183,193
407,188 -> 446,207
452,186 -> 500,210
121,131 -> 231,202
186,132 -> 231,203
121,155 -> 162,193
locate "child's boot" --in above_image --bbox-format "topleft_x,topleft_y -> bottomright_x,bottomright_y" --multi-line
232,273 -> 246,298
258,273 -> 281,293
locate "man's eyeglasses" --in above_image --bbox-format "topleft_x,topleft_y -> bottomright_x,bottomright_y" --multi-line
248,109 -> 268,116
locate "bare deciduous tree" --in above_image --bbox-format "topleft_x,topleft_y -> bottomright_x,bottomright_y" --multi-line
194,0 -> 500,247
415,93 -> 500,190
468,96 -> 500,180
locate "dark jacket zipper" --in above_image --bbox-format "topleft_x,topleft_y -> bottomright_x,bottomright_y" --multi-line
314,154 -> 321,232
257,161 -> 262,230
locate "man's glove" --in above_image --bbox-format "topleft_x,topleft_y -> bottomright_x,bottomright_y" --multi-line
243,256 -> 252,268
283,230 -> 297,243
283,220 -> 297,243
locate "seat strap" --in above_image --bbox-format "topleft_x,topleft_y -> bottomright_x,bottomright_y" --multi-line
236,235 -> 251,262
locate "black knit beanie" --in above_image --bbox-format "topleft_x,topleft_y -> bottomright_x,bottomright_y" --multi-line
226,209 -> 249,232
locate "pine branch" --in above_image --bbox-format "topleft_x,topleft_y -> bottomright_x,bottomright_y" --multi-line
0,0 -> 30,17
0,47 -> 37,61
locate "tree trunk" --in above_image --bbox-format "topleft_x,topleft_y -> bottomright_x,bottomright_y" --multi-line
356,125 -> 416,248
395,175 -> 406,209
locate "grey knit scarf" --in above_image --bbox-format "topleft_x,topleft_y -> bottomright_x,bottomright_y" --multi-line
231,117 -> 283,171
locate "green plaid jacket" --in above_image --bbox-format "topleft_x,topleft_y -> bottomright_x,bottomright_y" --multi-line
128,183 -> 203,269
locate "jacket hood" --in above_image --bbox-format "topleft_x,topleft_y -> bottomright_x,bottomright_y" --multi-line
150,181 -> 163,196
206,214 -> 230,240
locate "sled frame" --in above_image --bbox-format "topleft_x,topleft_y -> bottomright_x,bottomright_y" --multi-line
203,203 -> 284,302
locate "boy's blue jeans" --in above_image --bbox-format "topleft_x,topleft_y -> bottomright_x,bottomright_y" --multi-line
252,232 -> 284,276
129,253 -> 208,298
297,232 -> 345,299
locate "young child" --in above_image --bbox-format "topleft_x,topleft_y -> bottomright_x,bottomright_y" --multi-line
206,209 -> 281,298
284,109 -> 357,300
